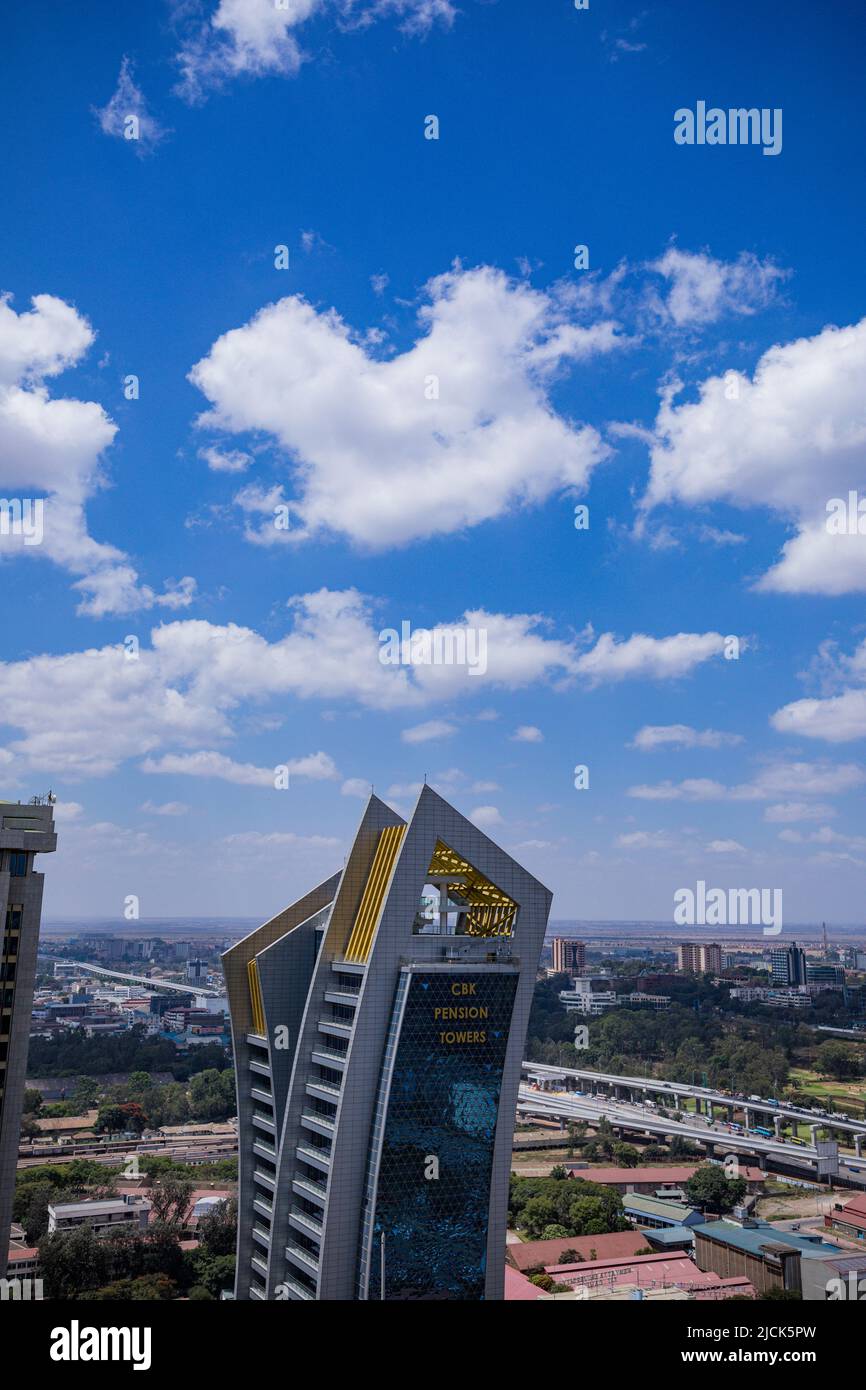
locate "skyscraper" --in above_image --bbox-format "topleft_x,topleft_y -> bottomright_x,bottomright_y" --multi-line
551,937 -> 586,975
0,799 -> 57,1276
223,786 -> 551,1301
770,942 -> 808,987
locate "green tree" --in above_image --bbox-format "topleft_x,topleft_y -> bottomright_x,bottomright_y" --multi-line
22,1184 -> 54,1244
197,1196 -> 237,1257
189,1251 -> 236,1298
685,1163 -> 746,1213
127,1071 -> 154,1094
71,1077 -> 100,1110
188,1068 -> 236,1122
19,1113 -> 41,1139
40,1226 -> 108,1300
95,1102 -> 146,1135
146,1175 -> 194,1228
21,1087 -> 43,1114
817,1041 -> 861,1081
79,1274 -> 176,1301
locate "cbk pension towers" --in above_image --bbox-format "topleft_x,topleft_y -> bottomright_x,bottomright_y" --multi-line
223,785 -> 551,1301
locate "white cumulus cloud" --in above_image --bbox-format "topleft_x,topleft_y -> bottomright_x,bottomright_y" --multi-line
643,316 -> 866,594
0,291 -> 195,615
189,264 -> 623,548
174,0 -> 458,103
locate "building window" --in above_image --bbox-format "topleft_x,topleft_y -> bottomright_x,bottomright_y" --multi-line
9,852 -> 27,878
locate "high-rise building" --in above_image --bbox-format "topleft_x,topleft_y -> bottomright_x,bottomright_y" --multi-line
223,786 -> 551,1301
770,942 -> 808,987
677,942 -> 722,974
0,799 -> 56,1276
551,937 -> 586,975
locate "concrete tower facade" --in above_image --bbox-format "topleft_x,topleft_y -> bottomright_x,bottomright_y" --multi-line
0,798 -> 57,1277
223,786 -> 551,1301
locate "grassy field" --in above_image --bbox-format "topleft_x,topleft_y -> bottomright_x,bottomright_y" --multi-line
789,1067 -> 866,1114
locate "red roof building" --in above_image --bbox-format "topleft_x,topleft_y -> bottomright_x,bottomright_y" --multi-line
504,1265 -> 546,1300
507,1230 -> 650,1274
567,1164 -> 765,1194
545,1249 -> 754,1300
825,1191 -> 866,1240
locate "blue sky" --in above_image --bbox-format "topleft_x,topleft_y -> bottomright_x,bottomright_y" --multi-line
1,0 -> 865,922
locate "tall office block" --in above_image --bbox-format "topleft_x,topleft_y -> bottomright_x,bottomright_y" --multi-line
771,942 -> 808,987
551,937 -> 585,975
223,785 -> 551,1301
0,799 -> 57,1276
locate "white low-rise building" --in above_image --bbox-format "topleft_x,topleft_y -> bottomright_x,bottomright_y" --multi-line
47,1194 -> 151,1238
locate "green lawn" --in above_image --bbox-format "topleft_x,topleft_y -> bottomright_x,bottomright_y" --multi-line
789,1068 -> 866,1114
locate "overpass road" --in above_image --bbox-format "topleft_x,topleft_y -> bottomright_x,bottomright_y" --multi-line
516,1085 -> 866,1185
522,1059 -> 866,1139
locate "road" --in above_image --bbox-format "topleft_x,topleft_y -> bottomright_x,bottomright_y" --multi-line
516,1085 -> 866,1185
42,957 -> 224,998
522,1059 -> 866,1137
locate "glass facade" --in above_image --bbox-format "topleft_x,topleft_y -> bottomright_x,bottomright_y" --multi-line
365,970 -> 518,1300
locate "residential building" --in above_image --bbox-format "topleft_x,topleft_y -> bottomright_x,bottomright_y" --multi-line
0,799 -> 56,1278
677,942 -> 723,974
163,1005 -> 225,1034
551,937 -> 585,975
223,786 -> 551,1301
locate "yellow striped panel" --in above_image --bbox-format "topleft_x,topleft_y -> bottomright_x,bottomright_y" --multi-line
345,824 -> 406,964
247,957 -> 266,1036
427,839 -> 518,937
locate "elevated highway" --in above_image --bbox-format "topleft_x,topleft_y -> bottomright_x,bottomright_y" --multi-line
521,1059 -> 866,1146
516,1085 -> 866,1188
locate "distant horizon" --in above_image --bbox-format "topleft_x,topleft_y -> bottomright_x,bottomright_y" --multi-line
39,914 -> 866,944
